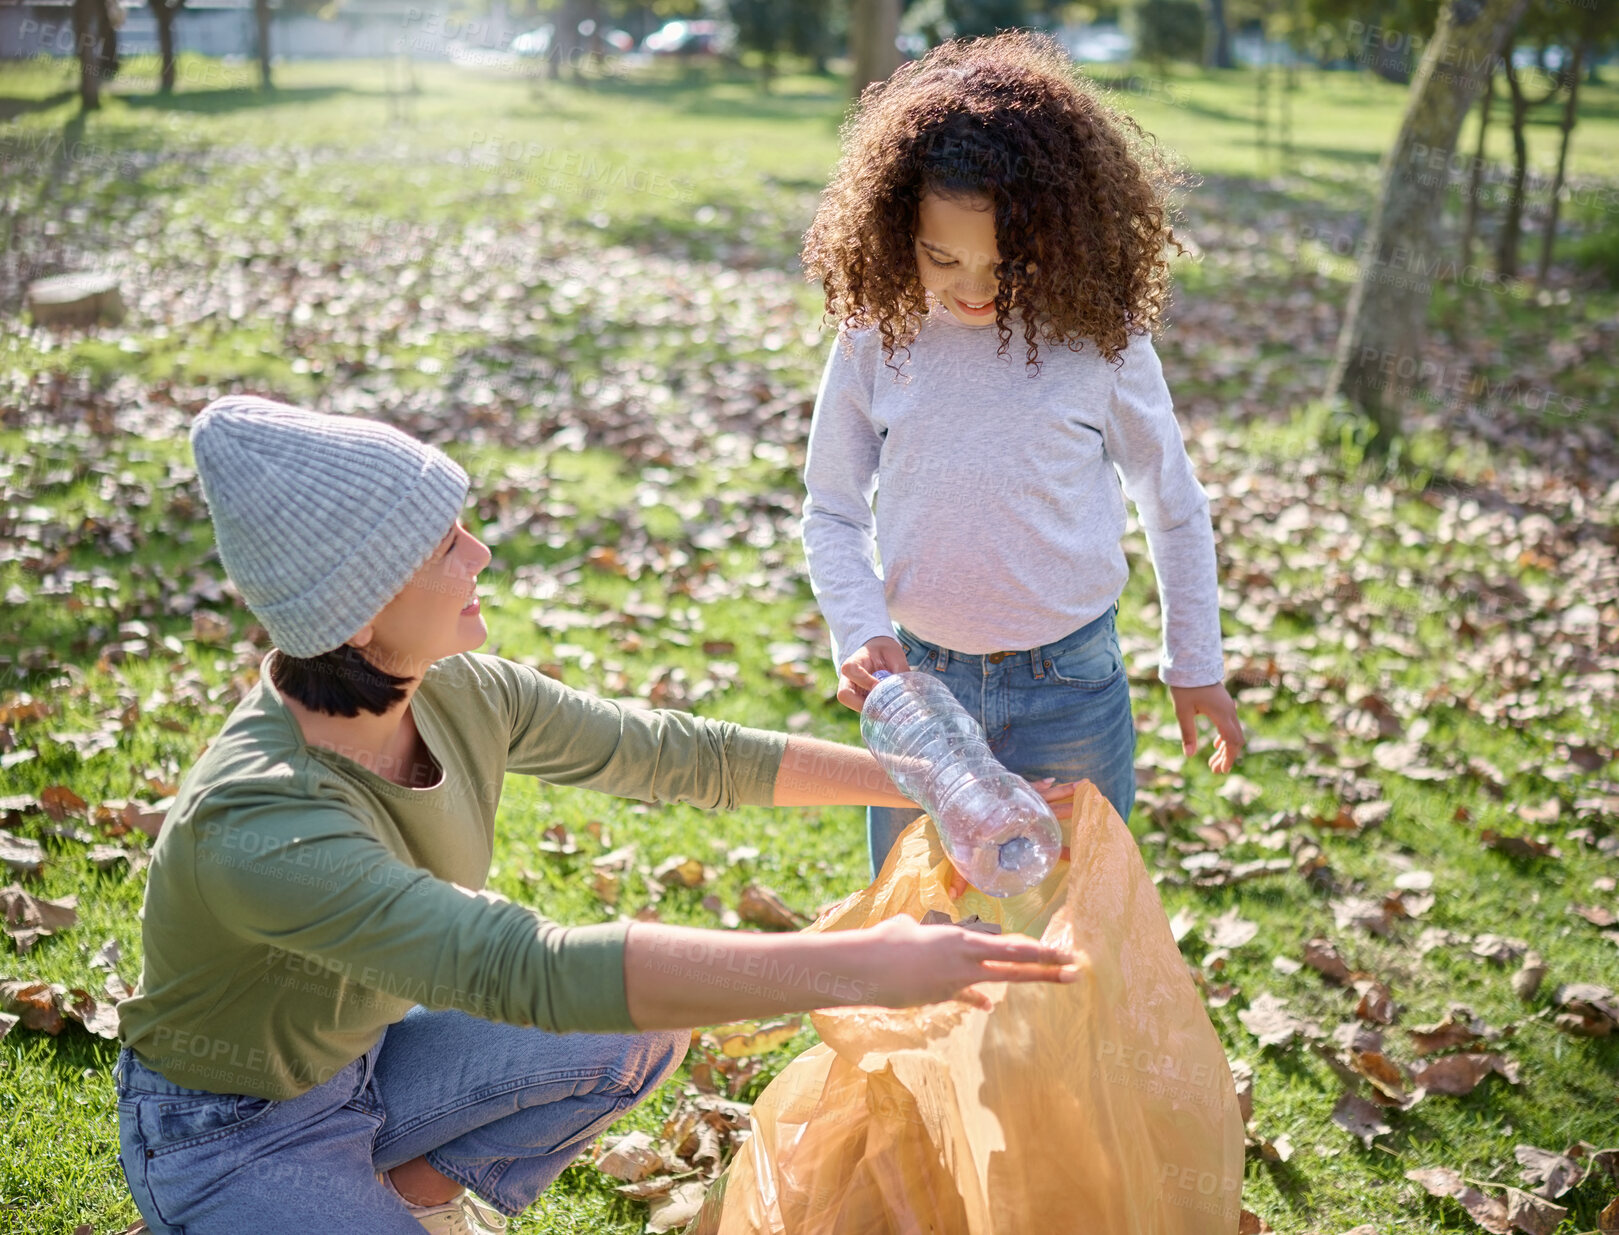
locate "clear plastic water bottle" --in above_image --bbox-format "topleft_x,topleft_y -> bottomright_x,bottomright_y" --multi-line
861,671 -> 1062,897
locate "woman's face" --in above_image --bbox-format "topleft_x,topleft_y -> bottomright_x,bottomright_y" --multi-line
914,191 -> 1001,327
354,518 -> 492,677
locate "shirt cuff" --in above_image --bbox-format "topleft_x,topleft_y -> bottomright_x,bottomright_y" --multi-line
548,920 -> 636,1033
725,727 -> 791,807
835,623 -> 901,668
1158,658 -> 1227,689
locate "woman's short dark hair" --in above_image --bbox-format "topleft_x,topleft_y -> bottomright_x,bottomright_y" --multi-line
269,643 -> 413,717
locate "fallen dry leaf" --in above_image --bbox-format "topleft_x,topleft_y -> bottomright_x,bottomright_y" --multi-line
1513,1144 -> 1585,1199
646,1180 -> 707,1233
1207,906 -> 1260,949
652,855 -> 710,889
1572,904 -> 1618,929
595,1130 -> 666,1183
1240,992 -> 1316,1048
1552,983 -> 1619,1036
1230,1058 -> 1254,1124
1347,1049 -> 1419,1107
1407,1006 -> 1489,1055
1503,1186 -> 1566,1235
1332,1092 -> 1392,1146
1480,830 -> 1561,860
64,987 -> 119,1039
0,980 -> 66,1034
1512,951 -> 1547,1001
1406,1166 -> 1510,1233
1471,934 -> 1528,965
1354,979 -> 1396,1025
38,785 -> 87,821
736,883 -> 809,931
2,883 -> 79,952
1303,936 -> 1355,984
712,1017 -> 800,1058
0,835 -> 45,879
1408,1052 -> 1519,1096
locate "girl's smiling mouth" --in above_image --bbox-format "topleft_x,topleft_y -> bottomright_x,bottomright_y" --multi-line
953,293 -> 995,315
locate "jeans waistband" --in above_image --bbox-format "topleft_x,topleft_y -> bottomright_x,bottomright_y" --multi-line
114,1034 -> 383,1100
114,1046 -> 220,1097
898,601 -> 1118,673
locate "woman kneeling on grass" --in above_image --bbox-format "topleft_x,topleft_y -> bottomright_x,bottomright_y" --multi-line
112,396 -> 1080,1235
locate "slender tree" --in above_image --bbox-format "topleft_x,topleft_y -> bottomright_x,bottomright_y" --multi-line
151,0 -> 186,94
255,0 -> 273,88
1206,0 -> 1233,68
1326,0 -> 1531,450
849,0 -> 899,98
1459,68 -> 1493,270
1494,46 -> 1560,279
1536,39 -> 1582,287
72,0 -> 103,109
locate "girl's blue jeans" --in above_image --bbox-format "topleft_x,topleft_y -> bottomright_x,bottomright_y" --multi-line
866,605 -> 1138,879
113,1005 -> 687,1232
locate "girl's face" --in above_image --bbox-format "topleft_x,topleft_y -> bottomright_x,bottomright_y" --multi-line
914,192 -> 1001,327
353,518 -> 492,677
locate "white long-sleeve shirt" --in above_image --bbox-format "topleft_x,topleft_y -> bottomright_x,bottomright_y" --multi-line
801,308 -> 1225,688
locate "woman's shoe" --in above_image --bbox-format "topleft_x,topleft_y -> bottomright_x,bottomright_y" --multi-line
378,1171 -> 509,1234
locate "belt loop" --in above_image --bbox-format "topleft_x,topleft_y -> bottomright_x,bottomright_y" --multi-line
1031,642 -> 1044,680
933,644 -> 949,672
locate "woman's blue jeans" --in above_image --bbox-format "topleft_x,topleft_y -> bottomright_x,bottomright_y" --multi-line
866,605 -> 1138,879
114,1005 -> 687,1232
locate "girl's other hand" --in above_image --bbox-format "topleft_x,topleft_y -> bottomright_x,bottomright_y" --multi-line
837,635 -> 911,712
855,913 -> 1080,1011
1169,683 -> 1245,773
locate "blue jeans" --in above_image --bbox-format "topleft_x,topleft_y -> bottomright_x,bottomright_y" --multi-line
114,1006 -> 687,1232
866,606 -> 1137,879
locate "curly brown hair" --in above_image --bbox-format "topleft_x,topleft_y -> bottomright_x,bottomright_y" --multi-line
801,30 -> 1187,369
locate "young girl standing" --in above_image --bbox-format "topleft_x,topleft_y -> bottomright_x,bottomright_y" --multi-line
800,32 -> 1245,878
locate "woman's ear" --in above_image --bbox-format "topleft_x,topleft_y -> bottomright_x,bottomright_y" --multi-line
348,625 -> 375,650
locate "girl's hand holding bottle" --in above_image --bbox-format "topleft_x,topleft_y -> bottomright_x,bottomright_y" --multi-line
837,635 -> 911,711
1170,682 -> 1245,773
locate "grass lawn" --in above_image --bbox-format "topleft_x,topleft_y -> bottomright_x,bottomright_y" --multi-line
2,51 -> 1617,1235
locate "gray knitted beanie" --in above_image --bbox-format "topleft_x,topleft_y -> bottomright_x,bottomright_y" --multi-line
189,395 -> 469,658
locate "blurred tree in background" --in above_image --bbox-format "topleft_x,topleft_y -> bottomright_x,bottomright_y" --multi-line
728,0 -> 834,85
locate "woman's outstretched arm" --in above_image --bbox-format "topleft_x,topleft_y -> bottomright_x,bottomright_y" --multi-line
623,916 -> 1079,1028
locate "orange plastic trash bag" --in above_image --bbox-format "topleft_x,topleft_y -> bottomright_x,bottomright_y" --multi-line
691,782 -> 1245,1235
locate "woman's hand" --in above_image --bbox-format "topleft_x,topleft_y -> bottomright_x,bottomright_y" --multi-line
1169,682 -> 1245,773
850,914 -> 1079,1011
837,635 -> 911,712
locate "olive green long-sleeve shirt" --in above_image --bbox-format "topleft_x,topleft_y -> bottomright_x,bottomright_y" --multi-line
117,652 -> 786,1098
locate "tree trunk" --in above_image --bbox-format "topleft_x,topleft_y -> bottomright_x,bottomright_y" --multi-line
849,0 -> 899,100
1206,0 -> 1232,69
73,0 -> 101,109
95,0 -> 119,83
255,0 -> 272,90
549,0 -> 580,81
156,1 -> 179,95
1496,53 -> 1529,279
1461,69 -> 1493,270
1326,0 -> 1531,450
1536,43 -> 1583,288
